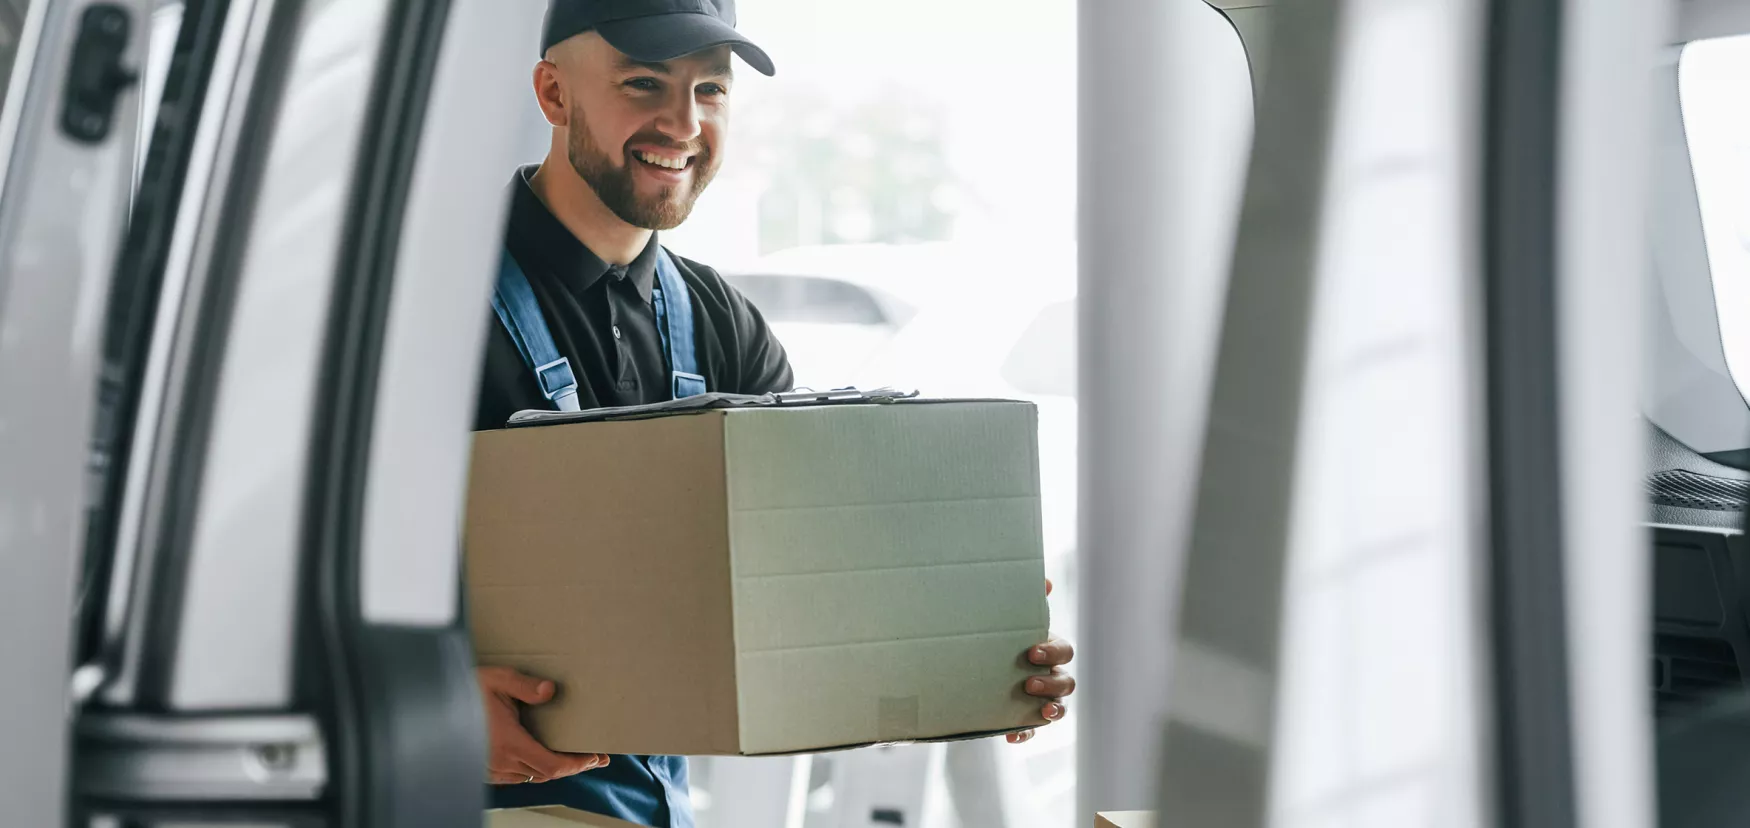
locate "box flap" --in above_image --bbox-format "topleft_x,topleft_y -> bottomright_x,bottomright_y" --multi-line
503,389 -> 1015,428
1095,813 -> 1158,828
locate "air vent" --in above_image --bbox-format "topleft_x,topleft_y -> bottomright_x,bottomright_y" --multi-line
1655,634 -> 1744,715
1648,470 -> 1750,512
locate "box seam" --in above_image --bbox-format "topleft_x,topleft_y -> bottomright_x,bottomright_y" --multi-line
720,412 -> 744,754
737,625 -> 1048,656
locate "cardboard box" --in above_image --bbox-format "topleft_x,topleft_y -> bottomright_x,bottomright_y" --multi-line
465,399 -> 1050,756
488,808 -> 640,828
1096,813 -> 1158,828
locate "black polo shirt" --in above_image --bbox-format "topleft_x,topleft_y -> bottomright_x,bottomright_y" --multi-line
474,166 -> 794,430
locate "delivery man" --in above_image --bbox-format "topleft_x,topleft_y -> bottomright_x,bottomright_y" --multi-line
473,1 -> 1077,824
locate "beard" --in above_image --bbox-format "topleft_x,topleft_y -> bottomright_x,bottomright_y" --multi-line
567,104 -> 719,231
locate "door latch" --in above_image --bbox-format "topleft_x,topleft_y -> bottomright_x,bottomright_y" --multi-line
61,4 -> 138,144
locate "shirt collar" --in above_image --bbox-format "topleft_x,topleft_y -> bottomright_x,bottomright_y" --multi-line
506,165 -> 659,301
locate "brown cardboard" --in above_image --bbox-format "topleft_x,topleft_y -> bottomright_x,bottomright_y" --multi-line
488,807 -> 643,828
466,400 -> 1050,757
1095,813 -> 1158,828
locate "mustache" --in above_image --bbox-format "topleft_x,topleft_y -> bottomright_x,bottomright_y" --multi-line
623,135 -> 710,158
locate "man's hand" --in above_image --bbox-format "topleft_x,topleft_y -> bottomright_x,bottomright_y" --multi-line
478,666 -> 611,785
1009,578 -> 1076,745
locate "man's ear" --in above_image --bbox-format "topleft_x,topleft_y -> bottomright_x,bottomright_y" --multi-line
532,60 -> 568,127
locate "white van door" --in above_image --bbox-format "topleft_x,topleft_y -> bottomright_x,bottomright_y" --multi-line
1077,0 -> 1665,825
0,2 -> 151,825
0,0 -> 537,824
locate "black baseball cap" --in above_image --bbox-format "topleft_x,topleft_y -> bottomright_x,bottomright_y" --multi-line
542,0 -> 775,76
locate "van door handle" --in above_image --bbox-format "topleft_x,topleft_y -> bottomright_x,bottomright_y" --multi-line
60,4 -> 137,143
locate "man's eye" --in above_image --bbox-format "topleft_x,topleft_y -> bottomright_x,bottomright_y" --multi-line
625,78 -> 661,91
698,83 -> 728,97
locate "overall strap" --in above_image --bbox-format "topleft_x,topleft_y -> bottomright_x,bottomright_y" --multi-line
652,248 -> 708,399
491,249 -> 581,412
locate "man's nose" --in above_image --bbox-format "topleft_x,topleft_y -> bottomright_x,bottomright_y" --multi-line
653,92 -> 703,143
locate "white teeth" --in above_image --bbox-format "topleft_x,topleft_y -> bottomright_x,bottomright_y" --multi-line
638,151 -> 687,170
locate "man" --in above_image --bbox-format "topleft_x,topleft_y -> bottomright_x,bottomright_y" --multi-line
473,2 -> 1077,825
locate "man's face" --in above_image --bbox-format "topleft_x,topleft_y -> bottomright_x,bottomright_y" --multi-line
550,36 -> 732,230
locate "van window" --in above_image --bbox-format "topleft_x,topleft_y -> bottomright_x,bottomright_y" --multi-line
1678,35 -> 1750,402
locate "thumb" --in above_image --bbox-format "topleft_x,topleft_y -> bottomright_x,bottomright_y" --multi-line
499,671 -> 557,706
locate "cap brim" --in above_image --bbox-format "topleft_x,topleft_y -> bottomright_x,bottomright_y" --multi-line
597,13 -> 775,77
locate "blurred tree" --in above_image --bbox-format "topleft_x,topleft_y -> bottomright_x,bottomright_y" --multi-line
744,84 -> 959,254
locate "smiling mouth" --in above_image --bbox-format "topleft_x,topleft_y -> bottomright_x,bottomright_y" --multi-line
634,150 -> 694,171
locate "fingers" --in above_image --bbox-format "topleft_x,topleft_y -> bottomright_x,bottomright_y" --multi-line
1027,588 -> 1072,729
1020,662 -> 1072,726
479,666 -> 557,706
492,732 -> 610,782
557,753 -> 611,776
478,674 -> 608,785
521,747 -> 611,780
1025,669 -> 1076,699
1007,729 -> 1038,745
1028,637 -> 1075,668
487,759 -> 548,785
493,714 -> 610,780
